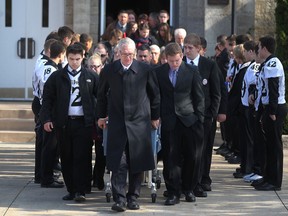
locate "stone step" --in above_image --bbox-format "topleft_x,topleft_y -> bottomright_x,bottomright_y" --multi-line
0,101 -> 34,143
0,118 -> 35,131
0,131 -> 35,143
0,109 -> 34,119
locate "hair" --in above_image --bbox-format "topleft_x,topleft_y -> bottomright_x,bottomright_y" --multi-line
118,10 -> 128,16
109,28 -> 123,40
243,40 -> 257,52
174,28 -> 187,38
159,9 -> 169,16
49,41 -> 66,59
150,44 -> 160,53
138,22 -> 150,31
127,9 -> 137,21
259,35 -> 276,54
80,33 -> 93,43
118,37 -> 136,51
236,34 -> 252,45
159,47 -> 167,64
57,26 -> 74,41
233,44 -> 245,62
71,33 -> 80,44
216,34 -> 227,46
126,21 -> 137,37
44,39 -> 58,53
226,34 -> 237,43
255,44 -> 259,55
88,53 -> 102,66
158,23 -> 172,43
184,33 -> 201,48
138,13 -> 149,24
66,43 -> 84,56
200,36 -> 207,49
137,44 -> 151,53
73,42 -> 86,51
165,42 -> 182,57
45,31 -> 60,42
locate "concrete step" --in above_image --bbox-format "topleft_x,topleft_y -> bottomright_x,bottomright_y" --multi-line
0,109 -> 34,119
0,131 -> 35,143
0,101 -> 34,143
0,118 -> 35,131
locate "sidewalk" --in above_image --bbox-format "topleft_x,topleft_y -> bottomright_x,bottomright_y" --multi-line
0,142 -> 288,216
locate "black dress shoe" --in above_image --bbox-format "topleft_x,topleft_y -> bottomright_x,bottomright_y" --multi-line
254,182 -> 281,191
127,200 -> 140,210
163,190 -> 168,197
74,192 -> 86,202
41,181 -> 64,188
233,172 -> 244,178
165,195 -> 180,205
111,201 -> 126,212
228,155 -> 241,164
62,193 -> 75,200
251,178 -> 265,187
193,186 -> 207,197
201,183 -> 212,191
183,192 -> 196,202
225,152 -> 235,160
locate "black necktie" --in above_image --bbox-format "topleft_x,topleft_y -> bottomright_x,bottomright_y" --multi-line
190,60 -> 194,65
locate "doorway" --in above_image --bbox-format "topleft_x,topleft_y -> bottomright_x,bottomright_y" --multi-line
0,0 -> 64,100
106,0 -> 170,20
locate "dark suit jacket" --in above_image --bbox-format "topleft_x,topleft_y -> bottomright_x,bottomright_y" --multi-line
97,59 -> 160,173
184,56 -> 221,118
155,61 -> 205,131
40,65 -> 99,128
215,48 -> 230,78
227,63 -> 249,116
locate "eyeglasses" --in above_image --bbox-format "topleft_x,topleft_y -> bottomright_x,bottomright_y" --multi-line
89,64 -> 102,70
100,54 -> 107,58
120,52 -> 134,58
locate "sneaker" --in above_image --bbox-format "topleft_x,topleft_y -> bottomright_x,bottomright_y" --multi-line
243,173 -> 254,181
244,174 -> 263,183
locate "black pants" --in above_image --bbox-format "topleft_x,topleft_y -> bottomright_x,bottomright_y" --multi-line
56,118 -> 93,194
111,147 -> 142,203
262,104 -> 287,188
200,117 -> 214,185
93,132 -> 106,185
41,130 -> 58,184
31,96 -> 42,181
162,119 -> 203,196
252,107 -> 266,175
239,105 -> 254,174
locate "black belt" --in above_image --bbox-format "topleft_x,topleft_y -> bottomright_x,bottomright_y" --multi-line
68,116 -> 84,120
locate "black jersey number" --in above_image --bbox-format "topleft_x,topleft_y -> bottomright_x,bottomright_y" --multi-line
71,87 -> 82,106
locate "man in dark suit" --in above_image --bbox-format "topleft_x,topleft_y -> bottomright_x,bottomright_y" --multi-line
154,42 -> 205,205
183,34 -> 221,197
97,37 -> 160,212
40,44 -> 99,202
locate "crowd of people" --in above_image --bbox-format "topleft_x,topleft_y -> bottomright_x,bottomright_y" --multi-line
31,8 -> 287,212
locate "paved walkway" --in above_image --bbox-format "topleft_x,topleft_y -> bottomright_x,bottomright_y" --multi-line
0,142 -> 288,216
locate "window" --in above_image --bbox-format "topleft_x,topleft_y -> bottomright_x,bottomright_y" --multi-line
5,0 -> 12,27
42,0 -> 49,27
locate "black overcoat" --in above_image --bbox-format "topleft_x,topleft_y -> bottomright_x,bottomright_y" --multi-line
97,59 -> 160,173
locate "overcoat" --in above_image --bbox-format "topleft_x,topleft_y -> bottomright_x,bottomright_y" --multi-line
97,59 -> 160,173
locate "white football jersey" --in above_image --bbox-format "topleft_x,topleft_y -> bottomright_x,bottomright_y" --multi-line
241,61 -> 259,106
260,56 -> 286,105
67,69 -> 84,116
32,53 -> 49,98
39,60 -> 58,104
